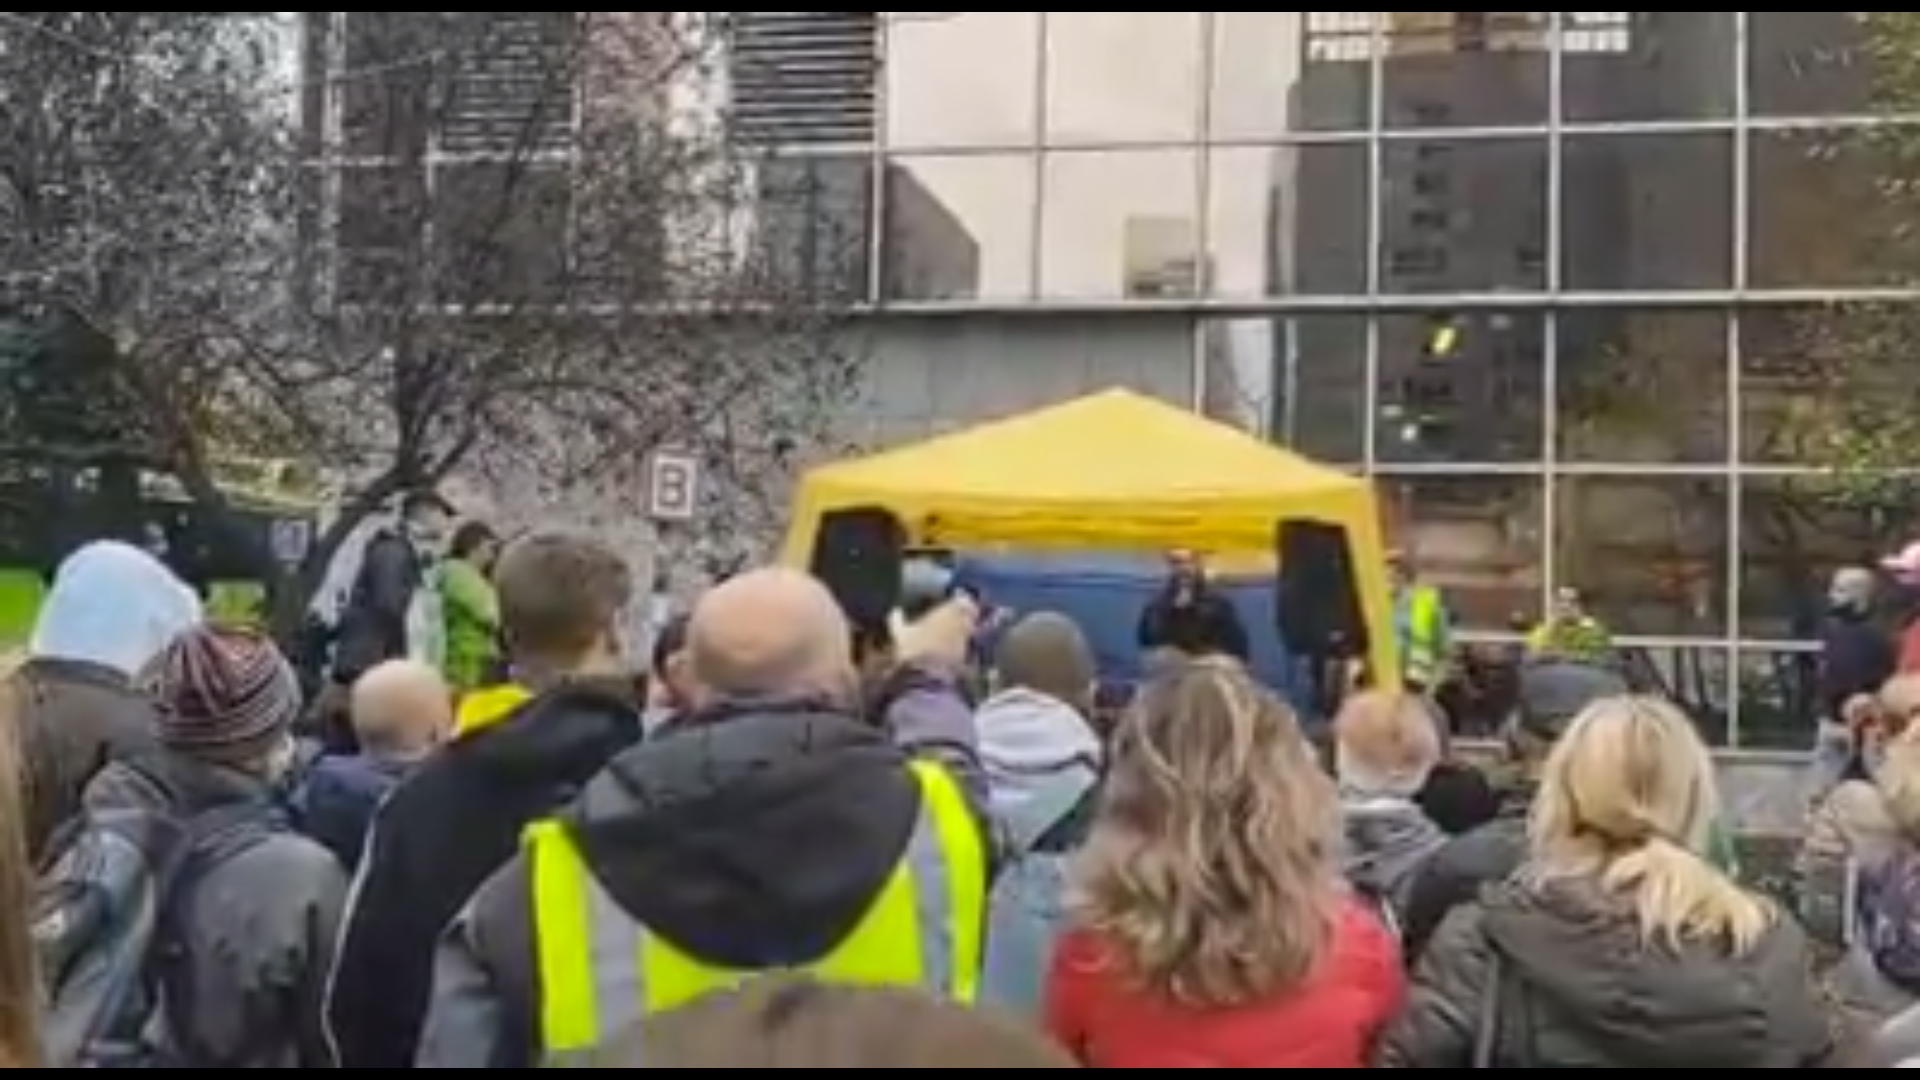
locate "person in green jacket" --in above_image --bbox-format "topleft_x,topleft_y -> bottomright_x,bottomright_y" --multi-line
438,521 -> 501,693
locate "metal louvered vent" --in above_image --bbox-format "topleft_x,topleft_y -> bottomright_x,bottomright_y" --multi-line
440,12 -> 580,157
727,12 -> 878,146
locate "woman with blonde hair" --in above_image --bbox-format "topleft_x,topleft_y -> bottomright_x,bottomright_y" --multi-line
1043,660 -> 1402,1067
1375,695 -> 1838,1067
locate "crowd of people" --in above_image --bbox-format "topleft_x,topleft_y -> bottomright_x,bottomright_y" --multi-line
0,513 -> 1913,1066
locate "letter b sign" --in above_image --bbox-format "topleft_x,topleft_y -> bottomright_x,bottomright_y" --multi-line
646,451 -> 698,521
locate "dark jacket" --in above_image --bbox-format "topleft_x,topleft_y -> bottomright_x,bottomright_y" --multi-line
1375,878 -> 1838,1067
1136,586 -> 1249,659
331,528 -> 423,682
84,752 -> 346,1067
322,680 -> 642,1069
416,687 -> 983,1068
1820,610 -> 1894,723
15,659 -> 158,863
294,752 -> 414,870
1400,782 -> 1531,959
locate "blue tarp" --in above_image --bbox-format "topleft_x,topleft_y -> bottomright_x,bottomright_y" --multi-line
953,552 -> 1302,710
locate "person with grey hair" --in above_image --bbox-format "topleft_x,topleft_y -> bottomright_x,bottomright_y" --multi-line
416,567 -> 990,1066
976,611 -> 1103,1011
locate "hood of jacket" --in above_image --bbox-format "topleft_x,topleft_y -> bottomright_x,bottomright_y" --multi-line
451,678 -> 643,788
1482,879 -> 1831,1067
31,541 -> 200,678
1342,795 -> 1446,900
563,699 -> 922,970
976,688 -> 1100,852
85,747 -> 278,818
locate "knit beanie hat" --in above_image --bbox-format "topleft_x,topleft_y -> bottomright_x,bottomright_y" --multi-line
147,625 -> 300,764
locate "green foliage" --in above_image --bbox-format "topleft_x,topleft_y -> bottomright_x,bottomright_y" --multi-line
1773,16 -> 1920,515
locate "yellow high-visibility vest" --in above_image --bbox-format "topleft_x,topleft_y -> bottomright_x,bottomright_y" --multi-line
527,759 -> 985,1060
454,683 -> 530,737
1404,585 -> 1445,684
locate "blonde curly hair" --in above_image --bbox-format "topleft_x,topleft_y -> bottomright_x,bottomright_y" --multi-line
1071,659 -> 1340,1008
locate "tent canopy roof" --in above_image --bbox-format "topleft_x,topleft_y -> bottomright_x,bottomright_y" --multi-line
805,388 -> 1361,511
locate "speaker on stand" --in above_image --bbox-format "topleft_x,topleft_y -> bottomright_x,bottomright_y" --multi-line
1275,519 -> 1369,719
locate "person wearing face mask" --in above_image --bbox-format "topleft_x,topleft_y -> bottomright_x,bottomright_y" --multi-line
414,568 -> 989,1067
325,532 -> 646,1069
1816,567 -> 1898,801
78,626 -> 345,1066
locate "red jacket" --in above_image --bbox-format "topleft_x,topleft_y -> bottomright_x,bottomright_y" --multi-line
1044,899 -> 1403,1067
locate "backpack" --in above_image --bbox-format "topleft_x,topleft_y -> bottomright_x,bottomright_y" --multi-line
1859,847 -> 1920,995
34,799 -> 285,1067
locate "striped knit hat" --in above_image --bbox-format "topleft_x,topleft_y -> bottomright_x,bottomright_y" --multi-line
147,626 -> 300,764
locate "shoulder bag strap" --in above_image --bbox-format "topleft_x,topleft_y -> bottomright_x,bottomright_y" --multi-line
1471,949 -> 1503,1067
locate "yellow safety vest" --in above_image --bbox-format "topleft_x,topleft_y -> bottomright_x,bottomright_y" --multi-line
527,759 -> 985,1061
1403,585 -> 1445,685
454,683 -> 530,737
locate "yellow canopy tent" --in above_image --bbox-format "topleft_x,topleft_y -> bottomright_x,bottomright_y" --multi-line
780,388 -> 1399,687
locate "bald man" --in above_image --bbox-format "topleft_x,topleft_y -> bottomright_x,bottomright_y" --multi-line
351,659 -> 453,755
297,660 -> 449,870
419,568 -> 992,1067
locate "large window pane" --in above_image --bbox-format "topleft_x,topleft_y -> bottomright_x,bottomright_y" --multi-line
1737,647 -> 1820,751
1750,125 -> 1917,289
1379,473 -> 1544,632
1734,303 -> 1919,465
1561,132 -> 1733,292
1555,475 -> 1729,638
1275,314 -> 1367,464
882,154 -> 1036,302
1556,309 -> 1729,464
1376,310 -> 1544,465
1296,12 -> 1375,133
1274,311 -> 1367,463
1038,149 -> 1200,301
1272,141 -> 1370,296
1208,143 -> 1369,297
1209,13 -> 1311,140
1198,317 -> 1277,434
1749,12 -> 1911,118
335,163 -> 425,304
1379,137 -> 1548,294
1041,12 -> 1202,147
736,154 -> 872,304
1739,475 -> 1900,641
432,163 -> 570,305
1561,13 -> 1731,123
885,12 -> 1040,149
339,12 -> 433,157
1381,13 -> 1548,129
1200,147 -> 1278,298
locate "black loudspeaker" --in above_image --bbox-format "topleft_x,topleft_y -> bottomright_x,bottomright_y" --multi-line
1276,519 -> 1368,659
810,507 -> 907,632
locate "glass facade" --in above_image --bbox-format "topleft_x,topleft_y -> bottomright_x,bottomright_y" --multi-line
811,12 -> 1920,746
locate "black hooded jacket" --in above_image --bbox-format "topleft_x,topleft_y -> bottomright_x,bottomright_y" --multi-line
323,680 -> 642,1068
414,700 -> 947,1068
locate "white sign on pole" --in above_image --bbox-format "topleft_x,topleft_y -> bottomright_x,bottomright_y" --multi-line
646,450 -> 698,521
268,518 -> 312,565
